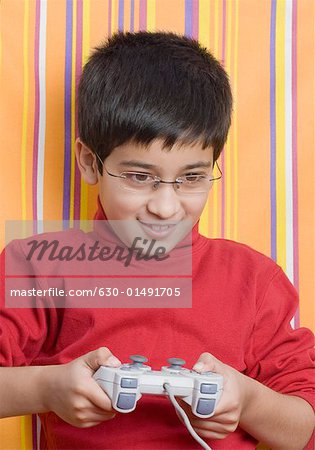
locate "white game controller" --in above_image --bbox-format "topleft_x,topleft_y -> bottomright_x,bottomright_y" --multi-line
93,355 -> 223,419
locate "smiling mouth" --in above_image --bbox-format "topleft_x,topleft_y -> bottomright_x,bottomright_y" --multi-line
138,220 -> 178,237
138,220 -> 178,229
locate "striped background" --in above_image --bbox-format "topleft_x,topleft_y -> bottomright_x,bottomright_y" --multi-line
0,0 -> 314,448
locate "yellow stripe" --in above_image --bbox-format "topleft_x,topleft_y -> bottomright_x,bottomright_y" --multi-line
112,0 -> 118,33
147,0 -> 156,32
80,0 -> 90,220
82,0 -> 90,65
199,0 -> 210,48
70,0 -> 77,224
213,0 -> 219,56
211,0 -> 220,237
20,416 -> 26,450
198,0 -> 211,237
21,0 -> 29,221
124,0 -> 131,31
275,0 -> 286,271
233,0 -> 239,241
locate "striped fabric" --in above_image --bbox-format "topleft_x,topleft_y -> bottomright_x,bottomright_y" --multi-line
0,1 -> 313,449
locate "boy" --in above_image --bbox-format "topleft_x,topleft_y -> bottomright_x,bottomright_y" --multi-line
0,31 -> 314,449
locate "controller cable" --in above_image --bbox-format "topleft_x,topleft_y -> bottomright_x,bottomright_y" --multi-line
164,383 -> 212,450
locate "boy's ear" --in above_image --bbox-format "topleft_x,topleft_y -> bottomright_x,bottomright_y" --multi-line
75,138 -> 100,185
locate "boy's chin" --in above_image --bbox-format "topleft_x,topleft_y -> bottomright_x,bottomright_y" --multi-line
108,219 -> 192,255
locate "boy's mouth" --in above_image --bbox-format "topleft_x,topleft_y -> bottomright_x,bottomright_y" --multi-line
137,220 -> 177,239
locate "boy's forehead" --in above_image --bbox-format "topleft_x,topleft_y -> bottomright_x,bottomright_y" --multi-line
107,138 -> 214,169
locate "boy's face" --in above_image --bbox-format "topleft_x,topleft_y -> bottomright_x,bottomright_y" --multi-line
77,138 -> 215,251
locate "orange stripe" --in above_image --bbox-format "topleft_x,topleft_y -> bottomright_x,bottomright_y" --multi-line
124,0 -> 131,31
0,0 -> 25,248
156,0 -> 185,35
236,0 -> 271,256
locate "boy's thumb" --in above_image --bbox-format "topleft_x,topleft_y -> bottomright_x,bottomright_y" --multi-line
82,347 -> 121,371
192,352 -> 224,374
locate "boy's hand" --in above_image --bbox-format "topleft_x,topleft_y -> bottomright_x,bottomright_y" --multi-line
41,347 -> 121,428
176,352 -> 247,440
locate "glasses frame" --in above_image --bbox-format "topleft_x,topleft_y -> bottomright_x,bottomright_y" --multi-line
95,152 -> 222,192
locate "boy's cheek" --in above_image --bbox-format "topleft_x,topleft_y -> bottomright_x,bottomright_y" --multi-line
99,193 -> 141,220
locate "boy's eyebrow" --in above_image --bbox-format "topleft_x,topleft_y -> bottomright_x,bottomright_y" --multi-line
117,160 -> 213,170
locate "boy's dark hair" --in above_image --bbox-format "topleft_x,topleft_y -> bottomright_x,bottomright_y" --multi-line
78,31 -> 232,171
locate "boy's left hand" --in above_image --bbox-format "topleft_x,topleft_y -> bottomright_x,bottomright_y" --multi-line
176,352 -> 248,440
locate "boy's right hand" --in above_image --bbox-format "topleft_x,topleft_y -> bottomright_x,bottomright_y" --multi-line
41,347 -> 121,428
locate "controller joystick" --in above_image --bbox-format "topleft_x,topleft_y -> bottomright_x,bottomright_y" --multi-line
129,355 -> 148,366
120,354 -> 150,372
167,358 -> 186,370
93,355 -> 223,418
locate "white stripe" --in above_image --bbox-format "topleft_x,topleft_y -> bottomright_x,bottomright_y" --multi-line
285,0 -> 295,328
37,0 -> 47,230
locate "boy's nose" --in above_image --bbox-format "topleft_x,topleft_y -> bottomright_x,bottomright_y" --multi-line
146,184 -> 182,219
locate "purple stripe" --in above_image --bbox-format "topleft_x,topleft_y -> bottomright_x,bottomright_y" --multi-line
270,0 -> 277,261
192,0 -> 199,38
32,414 -> 38,450
32,0 -> 40,231
74,0 -> 83,220
119,0 -> 124,31
130,0 -> 134,32
63,0 -> 73,222
185,0 -> 193,37
139,0 -> 147,31
108,0 -> 112,37
292,0 -> 299,325
220,0 -> 226,238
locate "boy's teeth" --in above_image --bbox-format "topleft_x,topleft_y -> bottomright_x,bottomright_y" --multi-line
150,225 -> 169,231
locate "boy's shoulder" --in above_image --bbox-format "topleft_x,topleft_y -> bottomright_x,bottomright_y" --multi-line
1,227 -> 90,274
3,226 -> 88,255
197,233 -> 281,277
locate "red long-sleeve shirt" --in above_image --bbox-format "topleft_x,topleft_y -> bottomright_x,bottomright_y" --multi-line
1,200 -> 314,449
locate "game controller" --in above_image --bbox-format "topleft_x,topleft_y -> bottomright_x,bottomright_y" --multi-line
93,355 -> 223,419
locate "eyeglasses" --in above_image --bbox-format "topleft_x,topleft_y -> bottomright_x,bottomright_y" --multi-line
95,152 -> 222,195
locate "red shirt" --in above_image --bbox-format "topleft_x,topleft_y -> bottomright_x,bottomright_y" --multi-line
1,199 -> 314,449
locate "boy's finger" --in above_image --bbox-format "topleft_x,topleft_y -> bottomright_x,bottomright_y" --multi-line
193,352 -> 225,374
81,347 -> 121,371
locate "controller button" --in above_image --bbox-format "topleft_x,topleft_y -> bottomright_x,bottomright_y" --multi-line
120,378 -> 138,388
167,358 -> 186,370
196,398 -> 216,415
200,383 -> 217,394
117,393 -> 137,410
129,355 -> 148,367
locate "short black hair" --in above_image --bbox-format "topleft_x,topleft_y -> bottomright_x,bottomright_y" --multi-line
78,31 -> 233,171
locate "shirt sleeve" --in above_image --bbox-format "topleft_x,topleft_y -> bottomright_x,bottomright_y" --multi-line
245,266 -> 315,448
0,242 -> 51,366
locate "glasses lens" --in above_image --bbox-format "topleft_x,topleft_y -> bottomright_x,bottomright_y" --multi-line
120,172 -> 155,192
116,170 -> 221,194
177,176 -> 211,194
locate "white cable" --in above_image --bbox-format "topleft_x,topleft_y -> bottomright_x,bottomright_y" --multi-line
164,383 -> 212,450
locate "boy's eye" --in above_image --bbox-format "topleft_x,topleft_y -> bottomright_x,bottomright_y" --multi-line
124,172 -> 153,183
182,173 -> 206,183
